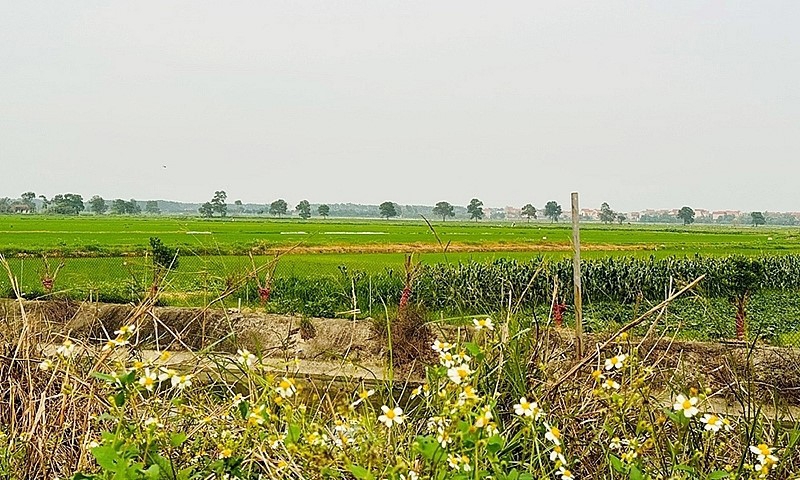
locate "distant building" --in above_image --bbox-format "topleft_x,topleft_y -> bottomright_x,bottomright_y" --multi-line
10,203 -> 32,214
505,206 -> 521,220
580,208 -> 600,220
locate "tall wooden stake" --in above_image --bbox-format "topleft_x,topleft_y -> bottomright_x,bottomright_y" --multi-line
571,192 -> 584,357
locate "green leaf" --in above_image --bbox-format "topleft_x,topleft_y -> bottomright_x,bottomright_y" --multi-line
707,471 -> 730,479
286,423 -> 302,445
113,391 -> 126,407
91,372 -> 118,384
414,435 -> 447,464
629,465 -> 644,480
141,464 -> 160,479
463,342 -> 483,359
169,432 -> 188,448
91,445 -> 121,471
347,465 -> 374,480
238,401 -> 249,420
71,474 -> 96,480
609,455 -> 624,473
486,434 -> 505,454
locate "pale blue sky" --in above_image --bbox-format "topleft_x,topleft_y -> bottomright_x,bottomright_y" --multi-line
1,1 -> 799,211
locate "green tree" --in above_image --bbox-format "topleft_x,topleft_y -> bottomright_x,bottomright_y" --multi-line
677,206 -> 695,225
270,199 -> 288,217
50,193 -> 85,215
521,204 -> 537,222
234,200 -> 244,215
296,200 -> 312,219
466,198 -> 484,221
432,201 -> 455,221
198,202 -> 214,218
599,202 -> 616,224
111,199 -> 127,214
145,200 -> 160,214
544,201 -> 562,222
89,195 -> 108,214
21,191 -> 36,212
318,204 -> 330,218
211,191 -> 227,217
751,211 -> 766,226
718,256 -> 764,340
616,213 -> 627,224
150,237 -> 179,272
128,199 -> 141,215
379,201 -> 399,219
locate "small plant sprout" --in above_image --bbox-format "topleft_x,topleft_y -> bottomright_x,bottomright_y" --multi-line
673,394 -> 700,418
473,317 -> 494,331
377,405 -> 404,428
604,353 -> 627,371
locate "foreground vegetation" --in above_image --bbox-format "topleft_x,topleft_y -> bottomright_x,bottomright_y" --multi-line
4,253 -> 800,345
2,297 -> 799,479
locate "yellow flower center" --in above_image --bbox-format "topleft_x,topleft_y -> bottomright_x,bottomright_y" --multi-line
144,377 -> 154,386
279,380 -> 291,389
758,444 -> 770,455
707,415 -> 718,424
458,368 -> 469,378
521,401 -> 530,409
682,400 -> 692,410
385,409 -> 395,419
551,426 -> 561,438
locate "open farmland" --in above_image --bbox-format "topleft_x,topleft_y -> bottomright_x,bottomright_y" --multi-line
1,215 -> 798,257
5,215 -> 800,347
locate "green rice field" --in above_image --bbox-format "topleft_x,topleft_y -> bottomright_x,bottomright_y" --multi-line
1,215 -> 798,257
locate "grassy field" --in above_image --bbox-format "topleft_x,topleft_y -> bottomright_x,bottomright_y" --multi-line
1,215 -> 799,257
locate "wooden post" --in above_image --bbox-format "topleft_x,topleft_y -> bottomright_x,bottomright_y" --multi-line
571,192 -> 583,357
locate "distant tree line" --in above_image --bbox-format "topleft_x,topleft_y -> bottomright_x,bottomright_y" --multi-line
0,190 -> 786,226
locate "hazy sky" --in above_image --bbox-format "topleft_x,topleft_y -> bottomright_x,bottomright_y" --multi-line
2,1 -> 799,211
